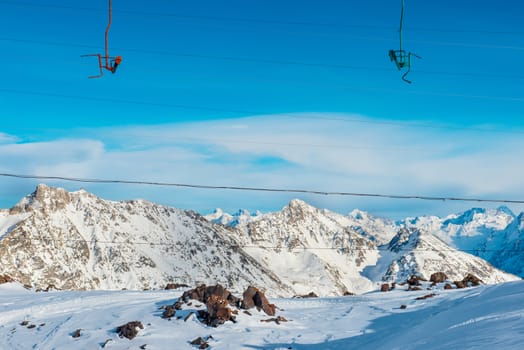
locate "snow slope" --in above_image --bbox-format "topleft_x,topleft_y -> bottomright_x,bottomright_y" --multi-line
1,280 -> 523,349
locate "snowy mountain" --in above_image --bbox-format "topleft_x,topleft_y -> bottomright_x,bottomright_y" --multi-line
205,208 -> 262,227
209,199 -> 518,294
0,186 -> 519,298
214,203 -> 524,280
366,227 -> 515,284
489,213 -> 524,276
0,185 -> 288,294
403,207 -> 524,277
222,199 -> 380,295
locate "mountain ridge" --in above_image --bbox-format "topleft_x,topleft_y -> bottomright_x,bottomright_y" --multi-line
0,185 -> 520,297
212,202 -> 524,278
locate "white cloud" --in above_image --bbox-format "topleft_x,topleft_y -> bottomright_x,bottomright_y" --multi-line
1,114 -> 524,218
0,132 -> 19,144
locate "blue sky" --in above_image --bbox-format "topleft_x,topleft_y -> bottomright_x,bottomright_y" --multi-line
1,0 -> 523,219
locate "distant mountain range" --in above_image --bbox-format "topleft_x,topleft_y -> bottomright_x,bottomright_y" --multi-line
208,203 -> 524,279
0,185 -> 520,296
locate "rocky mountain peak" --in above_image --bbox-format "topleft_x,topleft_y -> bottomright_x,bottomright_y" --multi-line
282,199 -> 318,222
443,206 -> 515,228
517,212 -> 524,230
10,184 -> 73,214
349,209 -> 367,220
204,208 -> 258,227
497,205 -> 516,218
388,227 -> 422,252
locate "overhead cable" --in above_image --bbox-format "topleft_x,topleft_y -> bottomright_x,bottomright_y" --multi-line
2,36 -> 524,81
1,172 -> 524,204
1,87 -> 524,132
5,237 -> 524,253
1,0 -> 523,36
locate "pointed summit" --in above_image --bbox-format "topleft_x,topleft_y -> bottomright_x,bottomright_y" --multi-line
10,184 -> 72,214
282,199 -> 319,222
496,205 -> 516,218
286,198 -> 314,210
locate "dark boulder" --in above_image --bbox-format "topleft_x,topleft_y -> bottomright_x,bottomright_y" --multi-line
162,305 -> 176,319
165,283 -> 190,290
181,284 -> 240,307
430,272 -> 448,284
407,275 -> 426,286
116,321 -> 144,340
454,280 -> 466,289
241,286 -> 276,316
294,292 -> 318,298
204,295 -> 234,327
462,274 -> 483,287
454,274 -> 483,289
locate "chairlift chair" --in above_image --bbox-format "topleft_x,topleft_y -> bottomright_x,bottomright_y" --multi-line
82,0 -> 122,78
388,0 -> 420,83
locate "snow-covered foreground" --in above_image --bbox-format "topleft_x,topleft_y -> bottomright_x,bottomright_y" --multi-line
1,281 -> 523,350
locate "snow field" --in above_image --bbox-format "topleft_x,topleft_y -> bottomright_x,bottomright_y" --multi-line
1,280 -> 524,350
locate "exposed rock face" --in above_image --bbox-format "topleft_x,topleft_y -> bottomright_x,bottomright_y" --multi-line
0,274 -> 14,284
380,283 -> 390,292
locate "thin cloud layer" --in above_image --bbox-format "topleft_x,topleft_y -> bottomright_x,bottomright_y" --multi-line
1,113 -> 523,218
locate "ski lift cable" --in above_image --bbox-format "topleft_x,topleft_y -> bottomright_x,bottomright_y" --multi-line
2,36 -> 524,81
399,0 -> 404,52
5,236 -> 524,253
1,172 -> 524,205
1,0 -> 523,37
